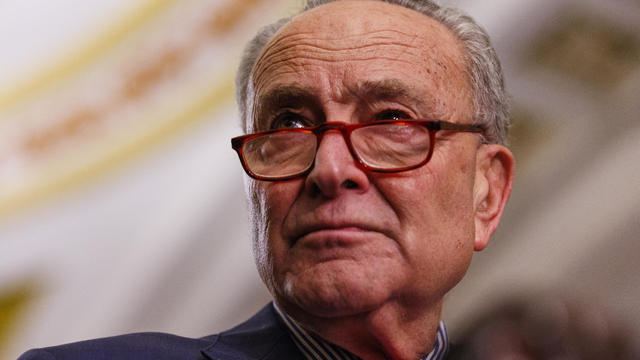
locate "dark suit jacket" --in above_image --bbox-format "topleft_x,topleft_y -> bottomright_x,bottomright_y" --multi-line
19,302 -> 464,359
18,303 -> 304,360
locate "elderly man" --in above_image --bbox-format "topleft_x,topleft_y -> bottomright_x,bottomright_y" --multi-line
20,0 -> 513,359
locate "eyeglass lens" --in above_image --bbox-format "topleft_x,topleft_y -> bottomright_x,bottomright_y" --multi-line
351,123 -> 431,169
243,131 -> 317,178
242,123 -> 432,178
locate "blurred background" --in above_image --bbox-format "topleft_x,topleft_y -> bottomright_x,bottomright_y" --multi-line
1,0 -> 638,358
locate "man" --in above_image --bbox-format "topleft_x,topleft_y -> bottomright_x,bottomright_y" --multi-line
20,0 -> 513,359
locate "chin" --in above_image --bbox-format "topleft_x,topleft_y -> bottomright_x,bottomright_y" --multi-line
280,260 -> 400,318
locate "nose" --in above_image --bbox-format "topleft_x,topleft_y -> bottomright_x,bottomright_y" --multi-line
304,130 -> 370,198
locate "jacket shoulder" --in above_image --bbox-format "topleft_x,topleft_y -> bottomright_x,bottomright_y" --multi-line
18,332 -> 211,360
19,303 -> 301,360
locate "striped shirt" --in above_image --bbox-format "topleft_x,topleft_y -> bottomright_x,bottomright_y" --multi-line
273,303 -> 449,360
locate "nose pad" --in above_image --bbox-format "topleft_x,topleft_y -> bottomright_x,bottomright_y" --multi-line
304,131 -> 370,197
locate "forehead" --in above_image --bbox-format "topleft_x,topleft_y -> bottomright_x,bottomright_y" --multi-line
249,0 -> 471,128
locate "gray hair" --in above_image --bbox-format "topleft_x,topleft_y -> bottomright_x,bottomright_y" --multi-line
235,0 -> 510,145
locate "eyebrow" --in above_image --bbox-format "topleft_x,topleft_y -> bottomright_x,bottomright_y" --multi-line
253,85 -> 318,128
252,79 -> 435,129
348,79 -> 439,120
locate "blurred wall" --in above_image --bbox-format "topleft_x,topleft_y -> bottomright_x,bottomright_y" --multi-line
1,0 -> 639,358
444,0 -> 640,341
0,1 -> 291,357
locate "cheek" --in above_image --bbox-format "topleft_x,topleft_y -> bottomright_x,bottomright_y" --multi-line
376,153 -> 476,260
249,180 -> 302,284
384,168 -> 476,297
262,182 -> 302,236
383,163 -> 473,225
426,161 -> 476,245
425,142 -> 477,212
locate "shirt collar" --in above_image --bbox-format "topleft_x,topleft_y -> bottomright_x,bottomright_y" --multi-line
273,303 -> 449,360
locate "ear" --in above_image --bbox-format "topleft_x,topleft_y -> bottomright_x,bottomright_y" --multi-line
472,144 -> 514,251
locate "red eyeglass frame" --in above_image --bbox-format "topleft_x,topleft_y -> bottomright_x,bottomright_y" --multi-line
231,120 -> 483,181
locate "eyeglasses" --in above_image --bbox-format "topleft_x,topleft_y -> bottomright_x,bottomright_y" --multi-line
231,120 -> 483,181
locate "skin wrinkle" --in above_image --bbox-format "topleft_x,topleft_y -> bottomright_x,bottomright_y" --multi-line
251,20 -> 466,95
256,35 -> 444,65
254,48 -> 423,85
257,30 -> 426,75
253,58 -> 464,128
268,35 -> 421,53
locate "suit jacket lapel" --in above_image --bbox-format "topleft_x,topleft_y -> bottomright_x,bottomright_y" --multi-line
200,303 -> 304,360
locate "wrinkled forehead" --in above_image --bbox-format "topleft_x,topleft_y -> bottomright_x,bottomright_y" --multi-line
247,0 -> 471,130
282,0 -> 446,39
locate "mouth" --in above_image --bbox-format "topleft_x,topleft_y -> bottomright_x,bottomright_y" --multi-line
291,223 -> 385,248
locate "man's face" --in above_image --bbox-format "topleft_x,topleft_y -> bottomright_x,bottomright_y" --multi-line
247,1 -> 485,318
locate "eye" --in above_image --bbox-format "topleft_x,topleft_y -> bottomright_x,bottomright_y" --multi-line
375,109 -> 411,121
270,111 -> 310,129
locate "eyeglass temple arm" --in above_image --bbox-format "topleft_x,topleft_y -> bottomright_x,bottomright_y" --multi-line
437,121 -> 483,133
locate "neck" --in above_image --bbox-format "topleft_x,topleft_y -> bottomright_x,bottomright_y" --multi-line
285,300 -> 444,360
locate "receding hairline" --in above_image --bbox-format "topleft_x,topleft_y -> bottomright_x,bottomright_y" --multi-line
253,0 -> 464,72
